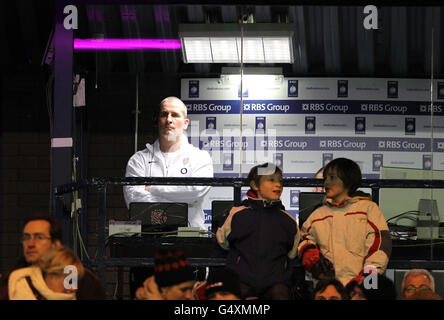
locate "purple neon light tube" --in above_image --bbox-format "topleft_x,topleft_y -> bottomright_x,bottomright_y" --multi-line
74,38 -> 182,50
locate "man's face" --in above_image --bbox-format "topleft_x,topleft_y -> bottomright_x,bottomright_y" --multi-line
403,274 -> 433,298
160,280 -> 195,300
22,220 -> 60,264
158,100 -> 189,142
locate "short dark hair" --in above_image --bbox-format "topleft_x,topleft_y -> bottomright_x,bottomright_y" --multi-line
346,274 -> 397,300
246,163 -> 282,189
314,279 -> 349,300
206,267 -> 242,299
23,212 -> 62,243
323,158 -> 362,196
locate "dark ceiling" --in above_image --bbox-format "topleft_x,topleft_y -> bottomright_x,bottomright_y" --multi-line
2,1 -> 443,78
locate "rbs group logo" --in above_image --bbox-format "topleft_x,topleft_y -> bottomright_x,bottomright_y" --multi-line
206,117 -> 216,131
438,82 -> 444,100
337,80 -> 348,98
256,117 -> 266,134
290,190 -> 300,208
288,80 -> 298,97
387,81 -> 398,99
305,117 -> 316,134
189,80 -> 199,98
355,117 -> 366,134
372,154 -> 383,172
405,118 -> 416,136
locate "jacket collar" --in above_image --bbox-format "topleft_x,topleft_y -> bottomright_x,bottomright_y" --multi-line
326,198 -> 352,208
326,192 -> 372,208
244,189 -> 284,209
149,134 -> 191,159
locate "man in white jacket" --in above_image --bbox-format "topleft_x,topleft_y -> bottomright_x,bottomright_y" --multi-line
123,96 -> 213,230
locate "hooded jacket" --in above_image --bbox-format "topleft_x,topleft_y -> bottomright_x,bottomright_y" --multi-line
123,135 -> 213,230
298,194 -> 392,286
8,266 -> 76,300
216,191 -> 300,291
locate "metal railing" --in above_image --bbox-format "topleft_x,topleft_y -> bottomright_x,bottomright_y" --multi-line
54,177 -> 444,285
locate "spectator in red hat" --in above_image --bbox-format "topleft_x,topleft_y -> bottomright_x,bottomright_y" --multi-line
135,248 -> 196,300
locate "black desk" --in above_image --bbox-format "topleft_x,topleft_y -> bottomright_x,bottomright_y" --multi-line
104,236 -> 444,280
109,236 -> 444,260
109,235 -> 224,259
391,239 -> 444,260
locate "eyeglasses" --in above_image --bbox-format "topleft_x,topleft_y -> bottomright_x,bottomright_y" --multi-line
22,233 -> 52,242
404,284 -> 432,294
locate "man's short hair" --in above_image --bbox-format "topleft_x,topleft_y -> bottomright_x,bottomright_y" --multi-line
23,212 -> 62,243
402,269 -> 435,292
159,96 -> 188,118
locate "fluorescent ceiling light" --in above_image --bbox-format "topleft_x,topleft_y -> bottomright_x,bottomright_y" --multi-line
236,38 -> 264,63
221,66 -> 283,75
210,38 -> 238,62
263,37 -> 292,63
179,23 -> 294,64
74,38 -> 182,50
182,38 -> 212,62
220,67 -> 284,86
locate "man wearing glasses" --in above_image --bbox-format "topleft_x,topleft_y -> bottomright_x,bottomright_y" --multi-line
21,217 -> 61,265
401,269 -> 436,299
0,213 -> 105,300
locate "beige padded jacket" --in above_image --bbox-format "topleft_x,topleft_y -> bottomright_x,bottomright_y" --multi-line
298,196 -> 392,286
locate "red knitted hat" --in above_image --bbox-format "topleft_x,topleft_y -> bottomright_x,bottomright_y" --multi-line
154,248 -> 194,288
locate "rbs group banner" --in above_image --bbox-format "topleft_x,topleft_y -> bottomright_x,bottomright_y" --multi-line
181,77 -> 444,230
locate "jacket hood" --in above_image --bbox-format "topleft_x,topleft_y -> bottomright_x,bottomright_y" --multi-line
8,266 -> 76,300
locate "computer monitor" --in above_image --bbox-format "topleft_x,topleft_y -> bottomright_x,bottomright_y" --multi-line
129,202 -> 188,232
211,200 -> 234,233
379,167 -> 444,225
298,192 -> 325,227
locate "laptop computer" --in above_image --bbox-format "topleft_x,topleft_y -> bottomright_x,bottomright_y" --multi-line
211,200 -> 234,233
129,202 -> 188,233
298,192 -> 325,227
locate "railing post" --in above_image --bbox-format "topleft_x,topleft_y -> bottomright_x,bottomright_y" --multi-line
97,182 -> 107,286
371,186 -> 379,205
233,179 -> 243,206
